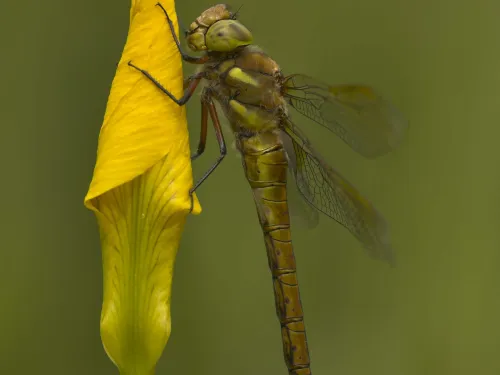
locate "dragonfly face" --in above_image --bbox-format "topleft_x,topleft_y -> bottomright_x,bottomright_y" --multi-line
186,4 -> 253,52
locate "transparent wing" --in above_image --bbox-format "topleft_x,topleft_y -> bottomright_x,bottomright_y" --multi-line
281,120 -> 395,263
284,74 -> 408,159
280,131 -> 320,229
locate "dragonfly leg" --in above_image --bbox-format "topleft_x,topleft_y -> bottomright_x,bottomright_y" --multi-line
183,73 -> 203,90
156,2 -> 209,65
189,89 -> 227,211
128,61 -> 204,106
191,97 -> 208,161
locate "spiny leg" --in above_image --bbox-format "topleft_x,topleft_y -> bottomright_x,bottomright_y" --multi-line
192,92 -> 227,191
127,59 -> 216,211
156,2 -> 209,65
189,88 -> 227,211
128,61 -> 204,106
183,74 -> 202,90
191,98 -> 208,161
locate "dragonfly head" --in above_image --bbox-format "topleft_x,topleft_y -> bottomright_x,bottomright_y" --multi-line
187,4 -> 253,52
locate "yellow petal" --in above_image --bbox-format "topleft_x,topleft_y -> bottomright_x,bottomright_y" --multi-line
84,0 -> 200,373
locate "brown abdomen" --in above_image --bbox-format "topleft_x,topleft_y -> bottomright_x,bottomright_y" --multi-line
238,131 -> 312,375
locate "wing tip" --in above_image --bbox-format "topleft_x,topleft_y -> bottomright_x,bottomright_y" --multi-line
364,209 -> 397,266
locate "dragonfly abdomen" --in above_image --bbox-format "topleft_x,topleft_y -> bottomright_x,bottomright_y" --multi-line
238,132 -> 312,375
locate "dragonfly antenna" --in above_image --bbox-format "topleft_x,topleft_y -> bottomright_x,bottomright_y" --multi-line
233,4 -> 244,19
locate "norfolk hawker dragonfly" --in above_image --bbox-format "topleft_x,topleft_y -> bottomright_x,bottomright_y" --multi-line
128,3 -> 408,375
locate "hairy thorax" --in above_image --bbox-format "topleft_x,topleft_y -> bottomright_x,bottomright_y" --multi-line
206,45 -> 287,135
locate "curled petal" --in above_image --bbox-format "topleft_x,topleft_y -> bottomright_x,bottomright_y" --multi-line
84,0 -> 200,373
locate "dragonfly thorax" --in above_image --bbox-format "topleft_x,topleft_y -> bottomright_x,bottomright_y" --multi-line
206,46 -> 286,135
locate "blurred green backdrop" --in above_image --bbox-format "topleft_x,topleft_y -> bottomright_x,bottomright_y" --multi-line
3,0 -> 500,374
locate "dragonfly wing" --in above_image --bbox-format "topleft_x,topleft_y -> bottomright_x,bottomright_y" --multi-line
280,120 -> 394,263
280,131 -> 320,229
284,74 -> 408,159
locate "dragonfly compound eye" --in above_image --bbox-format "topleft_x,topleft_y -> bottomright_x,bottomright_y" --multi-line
205,20 -> 253,52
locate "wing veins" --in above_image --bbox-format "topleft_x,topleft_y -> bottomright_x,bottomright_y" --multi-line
281,120 -> 394,263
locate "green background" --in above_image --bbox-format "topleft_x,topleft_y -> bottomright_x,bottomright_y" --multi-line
3,0 -> 500,374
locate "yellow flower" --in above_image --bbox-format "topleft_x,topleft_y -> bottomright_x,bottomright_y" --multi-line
84,0 -> 201,373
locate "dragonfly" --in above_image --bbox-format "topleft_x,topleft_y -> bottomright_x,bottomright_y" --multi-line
128,3 -> 408,375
